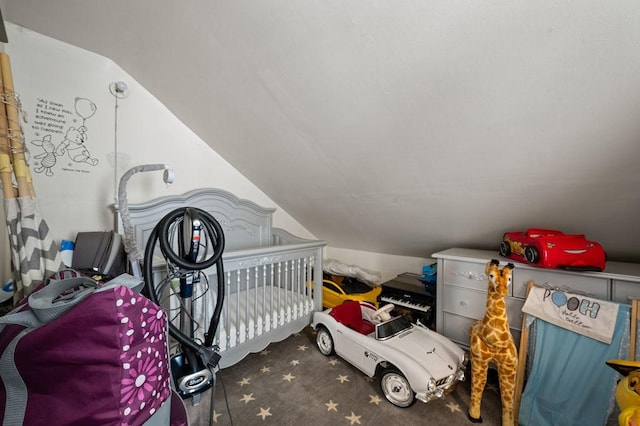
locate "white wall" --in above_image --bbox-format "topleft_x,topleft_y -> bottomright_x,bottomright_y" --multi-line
1,23 -> 427,285
4,23 -> 314,240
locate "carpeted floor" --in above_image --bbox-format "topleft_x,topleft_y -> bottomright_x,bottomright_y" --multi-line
185,326 -> 504,425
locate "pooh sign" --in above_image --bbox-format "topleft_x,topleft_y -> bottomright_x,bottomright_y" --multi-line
522,286 -> 619,344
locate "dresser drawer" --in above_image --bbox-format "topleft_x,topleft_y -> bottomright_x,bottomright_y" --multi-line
442,312 -> 475,347
611,280 -> 640,304
442,285 -> 524,330
442,286 -> 486,319
511,267 -> 608,300
442,312 -> 521,349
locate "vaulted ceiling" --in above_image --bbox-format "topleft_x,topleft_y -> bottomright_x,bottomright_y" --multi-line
5,1 -> 640,261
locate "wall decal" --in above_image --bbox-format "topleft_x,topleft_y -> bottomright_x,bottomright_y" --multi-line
29,96 -> 99,176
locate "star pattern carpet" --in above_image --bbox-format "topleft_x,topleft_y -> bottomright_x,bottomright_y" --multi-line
197,326 -> 504,425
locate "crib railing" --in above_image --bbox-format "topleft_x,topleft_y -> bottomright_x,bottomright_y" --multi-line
220,253 -> 314,342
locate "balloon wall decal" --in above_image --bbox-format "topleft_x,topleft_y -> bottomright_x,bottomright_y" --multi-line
74,97 -> 97,125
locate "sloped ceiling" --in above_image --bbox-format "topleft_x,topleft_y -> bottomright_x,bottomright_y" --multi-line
5,1 -> 640,261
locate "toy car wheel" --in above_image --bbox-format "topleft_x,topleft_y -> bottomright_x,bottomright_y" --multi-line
499,241 -> 511,257
315,326 -> 335,356
524,246 -> 539,264
380,368 -> 416,408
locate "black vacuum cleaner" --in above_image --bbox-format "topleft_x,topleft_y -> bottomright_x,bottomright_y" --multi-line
143,207 -> 225,400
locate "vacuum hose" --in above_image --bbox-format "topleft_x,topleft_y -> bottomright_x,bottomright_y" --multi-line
143,207 -> 225,367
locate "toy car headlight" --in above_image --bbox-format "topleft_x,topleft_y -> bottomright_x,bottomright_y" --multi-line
462,352 -> 469,367
427,378 -> 437,392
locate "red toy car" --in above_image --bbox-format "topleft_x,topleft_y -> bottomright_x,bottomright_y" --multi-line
499,228 -> 606,272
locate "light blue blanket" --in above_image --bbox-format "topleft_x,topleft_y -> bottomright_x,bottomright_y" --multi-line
519,304 -> 630,426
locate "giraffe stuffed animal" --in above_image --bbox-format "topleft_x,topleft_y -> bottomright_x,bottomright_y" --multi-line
468,259 -> 517,426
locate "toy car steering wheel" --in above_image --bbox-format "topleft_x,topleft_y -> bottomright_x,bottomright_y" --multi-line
372,303 -> 394,321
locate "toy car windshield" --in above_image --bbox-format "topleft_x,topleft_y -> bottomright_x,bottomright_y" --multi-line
339,277 -> 375,294
376,316 -> 412,340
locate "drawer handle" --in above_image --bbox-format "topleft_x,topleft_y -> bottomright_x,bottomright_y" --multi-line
460,300 -> 470,308
453,271 -> 486,281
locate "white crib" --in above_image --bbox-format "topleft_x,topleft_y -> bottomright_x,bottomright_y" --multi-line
118,188 -> 325,368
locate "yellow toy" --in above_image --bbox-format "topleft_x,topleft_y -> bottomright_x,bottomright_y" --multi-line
468,259 -> 517,426
606,359 -> 640,426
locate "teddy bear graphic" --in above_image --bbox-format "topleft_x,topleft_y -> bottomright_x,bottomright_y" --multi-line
31,134 -> 58,176
55,125 -> 99,166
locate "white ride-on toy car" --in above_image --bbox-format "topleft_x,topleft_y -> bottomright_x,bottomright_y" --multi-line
311,300 -> 467,408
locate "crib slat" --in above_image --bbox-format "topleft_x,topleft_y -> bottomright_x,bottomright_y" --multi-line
252,265 -> 258,335
278,261 -> 283,326
244,268 -> 249,341
225,272 -> 232,350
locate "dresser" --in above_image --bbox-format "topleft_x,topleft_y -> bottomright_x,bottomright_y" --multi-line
432,248 -> 640,348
